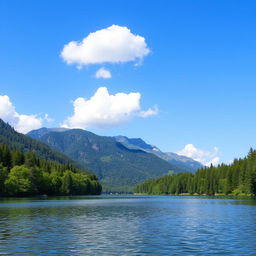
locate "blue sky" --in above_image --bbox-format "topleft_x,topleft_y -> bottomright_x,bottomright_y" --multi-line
0,0 -> 256,165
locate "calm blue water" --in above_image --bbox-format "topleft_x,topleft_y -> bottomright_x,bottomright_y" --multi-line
0,195 -> 256,255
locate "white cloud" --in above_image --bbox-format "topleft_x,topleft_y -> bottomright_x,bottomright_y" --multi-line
62,87 -> 157,129
205,157 -> 220,167
0,95 -> 51,134
177,144 -> 220,167
139,105 -> 158,118
61,25 -> 150,68
95,67 -> 112,79
43,114 -> 54,123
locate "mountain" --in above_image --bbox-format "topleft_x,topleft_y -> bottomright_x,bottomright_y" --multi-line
114,136 -> 157,151
27,127 -> 69,140
0,119 -> 77,166
113,136 -> 203,172
0,119 -> 101,196
163,152 -> 203,171
27,128 -> 183,191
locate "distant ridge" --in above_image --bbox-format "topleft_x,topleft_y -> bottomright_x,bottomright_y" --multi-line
27,127 -> 69,140
113,136 -> 203,172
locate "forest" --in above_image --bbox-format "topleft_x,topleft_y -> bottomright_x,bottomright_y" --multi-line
0,144 -> 102,197
135,148 -> 256,196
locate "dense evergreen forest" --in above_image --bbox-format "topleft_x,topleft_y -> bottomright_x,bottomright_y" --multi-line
0,144 -> 102,196
135,149 -> 256,196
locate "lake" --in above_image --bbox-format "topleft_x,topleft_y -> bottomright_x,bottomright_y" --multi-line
0,195 -> 256,255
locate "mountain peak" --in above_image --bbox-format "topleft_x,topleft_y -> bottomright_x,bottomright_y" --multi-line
27,127 -> 69,139
113,135 -> 204,172
113,136 -> 157,151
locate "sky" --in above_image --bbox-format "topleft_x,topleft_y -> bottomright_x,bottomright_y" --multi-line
0,0 -> 256,166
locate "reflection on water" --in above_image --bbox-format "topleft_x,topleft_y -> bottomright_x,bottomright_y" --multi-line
0,196 -> 256,255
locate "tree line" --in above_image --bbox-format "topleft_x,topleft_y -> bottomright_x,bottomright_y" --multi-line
135,148 -> 256,196
0,144 -> 102,196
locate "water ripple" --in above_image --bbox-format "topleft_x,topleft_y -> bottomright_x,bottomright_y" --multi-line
0,196 -> 256,255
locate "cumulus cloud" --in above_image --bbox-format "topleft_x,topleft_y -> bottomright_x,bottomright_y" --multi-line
0,95 -> 51,134
61,25 -> 150,68
95,67 -> 112,79
177,144 -> 220,167
62,87 -> 157,129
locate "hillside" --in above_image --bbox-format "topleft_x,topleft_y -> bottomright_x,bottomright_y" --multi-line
0,119 -> 101,196
0,143 -> 101,196
28,128 -> 183,191
113,136 -> 203,172
0,119 -> 75,165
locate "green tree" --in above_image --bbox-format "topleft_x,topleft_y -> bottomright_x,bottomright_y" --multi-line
49,170 -> 62,195
0,145 -> 12,168
5,166 -> 35,196
12,150 -> 25,166
0,164 -> 8,195
61,170 -> 74,195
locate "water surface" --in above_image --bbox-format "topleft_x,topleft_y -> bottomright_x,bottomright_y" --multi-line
0,195 -> 256,255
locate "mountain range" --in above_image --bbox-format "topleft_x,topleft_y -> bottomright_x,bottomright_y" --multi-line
113,136 -> 203,172
0,119 -> 203,192
27,127 -> 202,191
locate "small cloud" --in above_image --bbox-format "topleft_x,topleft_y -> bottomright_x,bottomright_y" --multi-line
95,67 -> 112,79
139,105 -> 159,118
177,144 -> 220,167
62,87 -> 157,129
0,95 -> 51,133
205,157 -> 220,167
43,114 -> 54,123
61,25 -> 150,67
